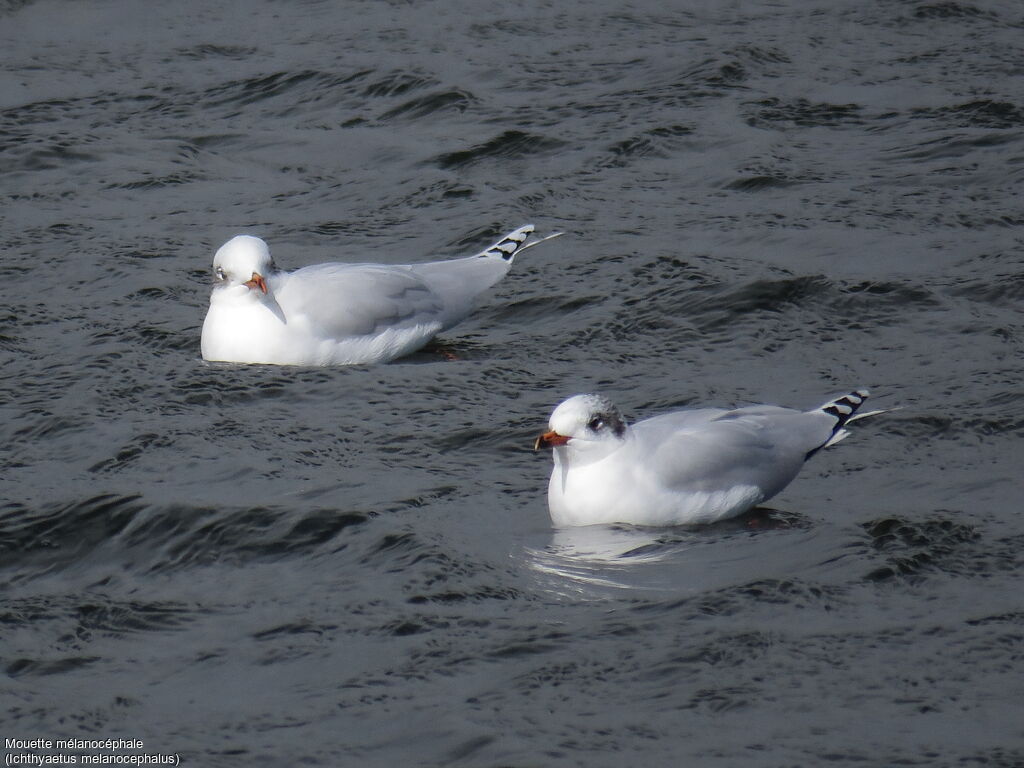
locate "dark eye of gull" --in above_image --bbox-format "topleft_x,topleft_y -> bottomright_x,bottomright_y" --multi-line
588,416 -> 604,432
215,267 -> 226,281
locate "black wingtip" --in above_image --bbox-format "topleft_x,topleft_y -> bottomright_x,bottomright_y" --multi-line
477,225 -> 535,262
805,389 -> 872,460
820,389 -> 870,423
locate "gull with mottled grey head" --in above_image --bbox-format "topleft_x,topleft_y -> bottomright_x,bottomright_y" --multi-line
535,390 -> 884,527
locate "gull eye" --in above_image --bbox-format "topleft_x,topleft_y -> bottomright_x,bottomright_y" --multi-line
587,416 -> 604,432
215,267 -> 226,281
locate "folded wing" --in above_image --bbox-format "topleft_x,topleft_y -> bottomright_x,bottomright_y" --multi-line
275,263 -> 446,339
642,406 -> 832,497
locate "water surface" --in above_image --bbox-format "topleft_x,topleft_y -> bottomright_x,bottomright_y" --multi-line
1,0 -> 1022,765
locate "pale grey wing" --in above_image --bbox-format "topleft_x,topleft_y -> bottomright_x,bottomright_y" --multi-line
639,406 -> 826,496
407,225 -> 536,328
408,253 -> 513,328
274,263 -> 446,338
637,408 -> 733,433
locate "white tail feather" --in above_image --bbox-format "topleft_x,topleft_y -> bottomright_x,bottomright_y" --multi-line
516,230 -> 564,253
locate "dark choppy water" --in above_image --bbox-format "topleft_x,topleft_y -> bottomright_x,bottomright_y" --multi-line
2,0 -> 1023,765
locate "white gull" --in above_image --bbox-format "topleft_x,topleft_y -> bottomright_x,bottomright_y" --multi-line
535,390 -> 883,527
201,224 -> 561,365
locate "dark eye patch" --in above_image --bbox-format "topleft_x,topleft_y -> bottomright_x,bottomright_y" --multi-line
588,416 -> 604,431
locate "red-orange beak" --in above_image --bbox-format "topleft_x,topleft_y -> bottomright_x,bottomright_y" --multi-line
243,272 -> 268,294
534,430 -> 570,450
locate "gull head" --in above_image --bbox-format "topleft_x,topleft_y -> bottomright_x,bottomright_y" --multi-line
534,394 -> 628,454
212,235 -> 276,296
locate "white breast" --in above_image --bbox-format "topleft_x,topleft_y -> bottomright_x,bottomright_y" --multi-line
547,447 -> 766,528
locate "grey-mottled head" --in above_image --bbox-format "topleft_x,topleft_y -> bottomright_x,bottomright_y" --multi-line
535,393 -> 628,452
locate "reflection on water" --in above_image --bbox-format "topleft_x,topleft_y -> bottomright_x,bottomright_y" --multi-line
523,508 -> 804,596
526,524 -> 692,591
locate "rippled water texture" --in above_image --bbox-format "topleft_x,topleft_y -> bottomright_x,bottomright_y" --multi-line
2,0 -> 1022,765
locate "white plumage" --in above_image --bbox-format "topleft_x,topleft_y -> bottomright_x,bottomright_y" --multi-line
200,224 -> 560,365
535,390 -> 880,527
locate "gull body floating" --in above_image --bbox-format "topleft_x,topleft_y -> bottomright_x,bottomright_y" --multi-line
201,224 -> 562,366
535,390 -> 885,527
